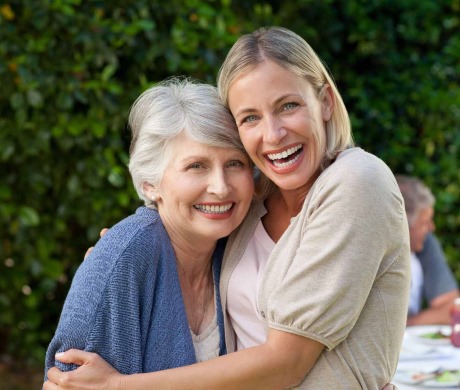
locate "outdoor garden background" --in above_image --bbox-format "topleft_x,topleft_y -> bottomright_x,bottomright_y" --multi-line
0,1 -> 459,388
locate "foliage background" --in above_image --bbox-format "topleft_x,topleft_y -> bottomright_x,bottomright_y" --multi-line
1,0 -> 459,368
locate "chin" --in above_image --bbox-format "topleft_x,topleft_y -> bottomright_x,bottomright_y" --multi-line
203,226 -> 235,241
414,244 -> 424,253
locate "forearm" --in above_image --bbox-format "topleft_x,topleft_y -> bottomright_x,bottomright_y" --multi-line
127,349 -> 293,390
125,330 -> 323,390
407,290 -> 459,326
407,306 -> 450,326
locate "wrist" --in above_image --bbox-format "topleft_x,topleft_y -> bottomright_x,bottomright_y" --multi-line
112,373 -> 128,390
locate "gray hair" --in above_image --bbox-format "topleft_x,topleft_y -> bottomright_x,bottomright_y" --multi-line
128,77 -> 246,207
395,174 -> 435,226
217,26 -> 354,198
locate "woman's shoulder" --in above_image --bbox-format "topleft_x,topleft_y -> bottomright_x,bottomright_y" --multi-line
113,206 -> 162,230
336,147 -> 392,174
103,206 -> 166,244
87,206 -> 172,270
306,148 -> 403,216
320,147 -> 396,190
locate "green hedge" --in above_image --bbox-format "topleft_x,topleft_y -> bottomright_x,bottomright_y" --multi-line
1,0 -> 459,366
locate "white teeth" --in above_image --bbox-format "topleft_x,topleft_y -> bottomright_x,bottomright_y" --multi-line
194,204 -> 233,214
272,153 -> 301,168
267,144 -> 302,161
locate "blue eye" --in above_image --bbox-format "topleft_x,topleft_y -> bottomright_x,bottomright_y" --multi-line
283,102 -> 299,110
243,115 -> 258,123
188,163 -> 202,169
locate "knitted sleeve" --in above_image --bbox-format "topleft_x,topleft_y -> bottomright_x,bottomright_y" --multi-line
44,211 -> 162,378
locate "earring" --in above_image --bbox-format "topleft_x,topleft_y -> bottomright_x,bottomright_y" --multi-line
150,195 -> 157,202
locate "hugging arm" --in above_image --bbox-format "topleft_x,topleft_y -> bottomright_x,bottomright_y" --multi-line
46,329 -> 324,390
45,344 -> 396,390
47,229 -> 324,389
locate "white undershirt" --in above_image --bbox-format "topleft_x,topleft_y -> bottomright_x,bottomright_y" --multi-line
190,309 -> 220,362
227,220 -> 276,350
408,252 -> 424,316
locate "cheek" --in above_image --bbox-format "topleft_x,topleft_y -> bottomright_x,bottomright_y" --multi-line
304,137 -> 323,168
245,173 -> 256,195
412,227 -> 423,240
237,170 -> 255,193
238,129 -> 257,153
170,181 -> 201,206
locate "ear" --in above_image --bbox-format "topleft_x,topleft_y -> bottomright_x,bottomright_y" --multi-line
143,182 -> 159,202
321,84 -> 335,122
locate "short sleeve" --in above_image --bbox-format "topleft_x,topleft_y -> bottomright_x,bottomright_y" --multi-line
260,151 -> 407,350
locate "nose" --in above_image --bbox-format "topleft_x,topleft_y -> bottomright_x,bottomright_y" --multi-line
207,168 -> 231,198
262,115 -> 286,145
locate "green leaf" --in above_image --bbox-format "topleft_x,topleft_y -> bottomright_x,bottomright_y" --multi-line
19,207 -> 40,226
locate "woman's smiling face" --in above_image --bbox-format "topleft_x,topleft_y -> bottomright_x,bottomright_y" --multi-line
152,132 -> 254,246
228,60 -> 333,194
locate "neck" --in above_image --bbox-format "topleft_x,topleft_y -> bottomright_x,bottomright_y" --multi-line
178,262 -> 215,335
270,189 -> 307,218
161,210 -> 217,276
159,213 -> 217,334
173,243 -> 216,336
262,172 -> 319,242
174,243 -> 215,280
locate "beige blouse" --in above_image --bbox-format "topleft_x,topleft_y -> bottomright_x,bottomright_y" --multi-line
221,148 -> 411,389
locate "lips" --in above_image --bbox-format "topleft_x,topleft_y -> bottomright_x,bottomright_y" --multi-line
193,203 -> 234,214
265,144 -> 303,168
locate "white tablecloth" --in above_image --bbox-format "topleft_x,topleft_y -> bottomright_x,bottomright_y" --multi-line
393,326 -> 460,389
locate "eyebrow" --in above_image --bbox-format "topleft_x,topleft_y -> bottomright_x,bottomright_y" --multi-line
180,155 -> 209,163
234,94 -> 302,117
180,150 -> 244,163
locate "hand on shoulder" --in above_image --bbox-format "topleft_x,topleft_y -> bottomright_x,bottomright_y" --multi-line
84,228 -> 109,259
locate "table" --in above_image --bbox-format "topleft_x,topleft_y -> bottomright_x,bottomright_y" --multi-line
393,325 -> 460,389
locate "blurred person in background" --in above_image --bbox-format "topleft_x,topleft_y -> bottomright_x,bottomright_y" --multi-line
396,174 -> 459,326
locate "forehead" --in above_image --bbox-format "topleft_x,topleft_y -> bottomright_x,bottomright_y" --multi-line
228,60 -> 313,106
168,132 -> 246,162
236,61 -> 305,87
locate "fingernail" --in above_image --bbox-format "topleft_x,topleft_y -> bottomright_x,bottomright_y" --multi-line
55,352 -> 64,357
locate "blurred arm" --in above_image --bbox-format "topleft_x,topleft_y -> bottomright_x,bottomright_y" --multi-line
407,289 -> 460,326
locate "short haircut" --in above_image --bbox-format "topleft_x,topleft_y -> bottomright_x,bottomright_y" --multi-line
395,174 -> 435,225
128,77 -> 247,207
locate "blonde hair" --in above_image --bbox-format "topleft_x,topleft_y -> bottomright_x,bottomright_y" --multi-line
128,77 -> 247,207
217,26 -> 354,197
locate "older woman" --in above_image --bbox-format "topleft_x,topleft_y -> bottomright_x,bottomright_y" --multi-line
46,27 -> 409,390
44,78 -> 254,378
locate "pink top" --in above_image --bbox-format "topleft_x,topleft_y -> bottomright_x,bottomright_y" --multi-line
227,220 -> 275,350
